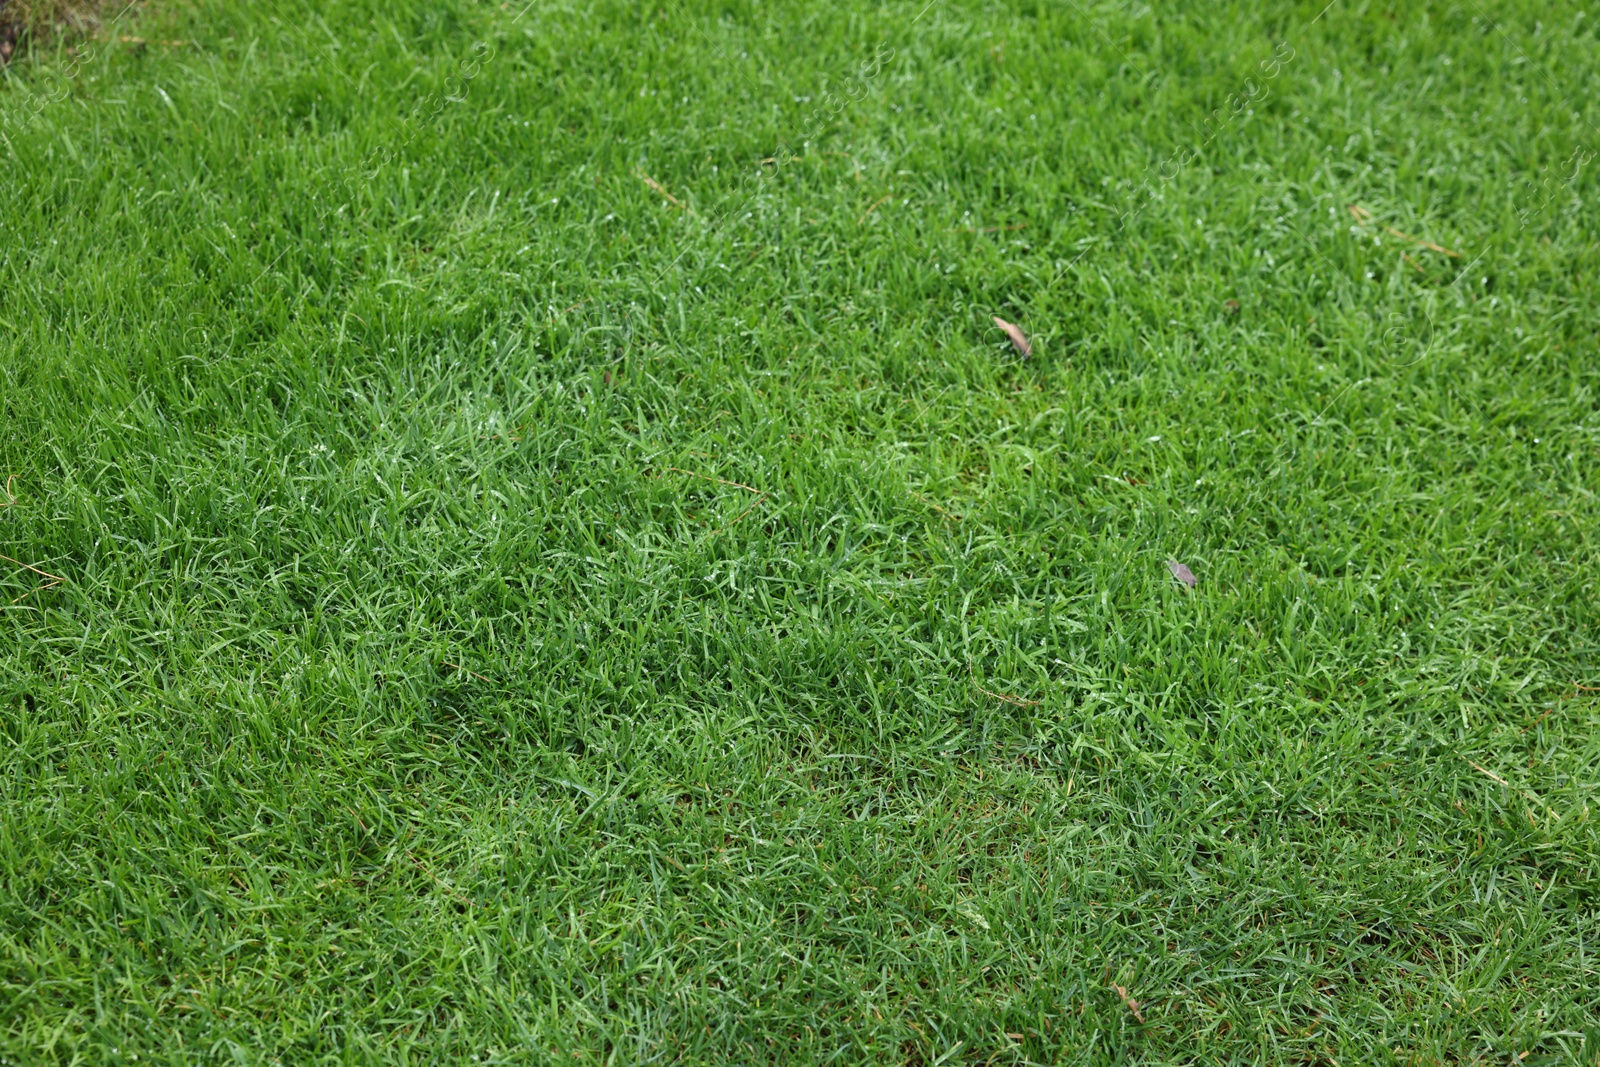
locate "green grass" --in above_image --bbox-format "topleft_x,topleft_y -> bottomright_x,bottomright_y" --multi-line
3,0 -> 1599,1061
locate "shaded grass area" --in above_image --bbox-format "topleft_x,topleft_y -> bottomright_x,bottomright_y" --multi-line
2,0 -> 1599,1061
0,0 -> 108,60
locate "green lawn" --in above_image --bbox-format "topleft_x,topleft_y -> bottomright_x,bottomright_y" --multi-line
3,0 -> 1599,1061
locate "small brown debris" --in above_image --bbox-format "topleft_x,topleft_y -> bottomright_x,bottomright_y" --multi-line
2,553 -> 66,604
1167,560 -> 1197,587
969,664 -> 1040,706
655,467 -> 764,494
910,491 -> 961,522
949,223 -> 1028,234
975,683 -> 1041,707
1110,982 -> 1145,1023
857,193 -> 894,223
442,661 -> 492,684
635,169 -> 693,213
1347,204 -> 1461,257
1223,299 -> 1240,313
992,316 -> 1031,357
1467,760 -> 1509,787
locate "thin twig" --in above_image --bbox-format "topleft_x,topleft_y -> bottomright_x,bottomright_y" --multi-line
658,467 -> 764,494
709,493 -> 770,535
1520,707 -> 1553,734
822,150 -> 862,180
974,684 -> 1041,707
443,661 -> 492,684
409,853 -> 474,906
1348,204 -> 1462,257
910,491 -> 961,521
9,580 -> 62,605
949,223 -> 1029,234
857,193 -> 894,224
1384,225 -> 1460,258
1467,760 -> 1510,787
969,665 -> 1041,707
652,467 -> 773,536
635,169 -> 694,214
0,554 -> 65,585
1466,760 -> 1562,822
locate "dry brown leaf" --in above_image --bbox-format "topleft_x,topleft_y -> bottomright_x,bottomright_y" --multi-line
1167,559 -> 1197,587
993,316 -> 1031,357
1110,982 -> 1145,1023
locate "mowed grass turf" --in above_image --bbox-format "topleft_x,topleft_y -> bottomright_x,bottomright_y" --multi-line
3,0 -> 1599,1061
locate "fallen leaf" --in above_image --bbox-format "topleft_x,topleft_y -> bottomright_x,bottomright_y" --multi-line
993,316 -> 1031,356
1223,299 -> 1240,313
1167,559 -> 1197,587
1110,982 -> 1145,1023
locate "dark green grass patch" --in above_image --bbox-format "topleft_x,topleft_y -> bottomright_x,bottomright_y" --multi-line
2,0 -> 1598,1062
